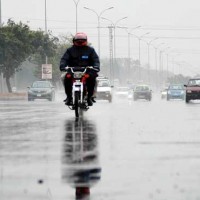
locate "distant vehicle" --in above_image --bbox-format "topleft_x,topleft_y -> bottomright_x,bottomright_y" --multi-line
161,87 -> 168,99
133,84 -> 152,101
115,86 -> 129,98
96,78 -> 112,102
184,78 -> 200,103
27,80 -> 55,101
167,84 -> 185,101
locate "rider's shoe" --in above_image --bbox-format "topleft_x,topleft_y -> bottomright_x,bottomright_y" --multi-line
63,98 -> 67,102
87,97 -> 93,106
91,97 -> 96,103
65,98 -> 73,106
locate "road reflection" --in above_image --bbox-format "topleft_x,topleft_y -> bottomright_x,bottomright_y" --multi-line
62,118 -> 101,200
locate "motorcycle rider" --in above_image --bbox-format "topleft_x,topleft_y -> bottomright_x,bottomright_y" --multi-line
60,32 -> 100,106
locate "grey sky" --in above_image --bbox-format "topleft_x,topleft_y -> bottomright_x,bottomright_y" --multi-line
2,0 -> 200,76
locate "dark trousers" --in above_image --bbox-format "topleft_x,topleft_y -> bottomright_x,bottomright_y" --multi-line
64,72 -> 97,99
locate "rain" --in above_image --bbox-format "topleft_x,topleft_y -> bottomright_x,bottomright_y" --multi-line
1,0 -> 200,200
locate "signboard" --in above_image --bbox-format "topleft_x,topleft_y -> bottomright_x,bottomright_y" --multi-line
42,64 -> 52,79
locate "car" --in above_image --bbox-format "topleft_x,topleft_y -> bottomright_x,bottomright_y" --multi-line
96,78 -> 112,102
133,84 -> 152,101
161,87 -> 168,99
184,78 -> 200,103
115,86 -> 129,98
27,80 -> 55,101
166,84 -> 185,101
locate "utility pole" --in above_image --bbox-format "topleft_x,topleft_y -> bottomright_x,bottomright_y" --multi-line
108,26 -> 113,84
84,6 -> 113,57
73,0 -> 81,33
0,0 -> 2,26
45,0 -> 48,64
0,0 -> 4,92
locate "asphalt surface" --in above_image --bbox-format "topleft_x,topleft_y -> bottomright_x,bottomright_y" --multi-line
1,91 -> 200,200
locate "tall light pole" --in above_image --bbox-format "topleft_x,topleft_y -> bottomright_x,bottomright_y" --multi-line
136,32 -> 150,81
154,43 -> 165,89
102,16 -> 127,82
73,0 -> 81,33
147,37 -> 158,83
126,26 -> 141,80
84,6 -> 114,57
102,16 -> 128,59
0,0 -> 3,92
45,0 -> 48,64
0,0 -> 2,26
159,46 -> 170,86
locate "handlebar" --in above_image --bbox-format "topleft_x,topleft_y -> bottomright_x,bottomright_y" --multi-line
64,66 -> 99,73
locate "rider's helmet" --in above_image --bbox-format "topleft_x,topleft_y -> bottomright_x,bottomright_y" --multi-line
73,32 -> 88,46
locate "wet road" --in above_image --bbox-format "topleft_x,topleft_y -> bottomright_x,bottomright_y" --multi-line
1,92 -> 200,200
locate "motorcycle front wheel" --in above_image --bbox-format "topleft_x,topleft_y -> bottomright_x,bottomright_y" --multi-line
74,91 -> 80,118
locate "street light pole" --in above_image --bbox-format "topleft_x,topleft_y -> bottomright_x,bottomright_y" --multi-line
73,0 -> 81,33
0,0 -> 2,26
126,26 -> 141,80
0,0 -> 3,92
45,0 -> 48,64
102,16 -> 127,59
136,32 -> 150,81
113,17 -> 128,59
102,16 -> 127,82
84,6 -> 114,57
153,43 -> 164,89
147,37 -> 158,83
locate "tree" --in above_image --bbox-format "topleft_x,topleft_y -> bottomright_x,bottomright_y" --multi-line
31,34 -> 73,84
0,19 -> 58,92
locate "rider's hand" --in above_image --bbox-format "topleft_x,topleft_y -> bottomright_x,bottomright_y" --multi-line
60,64 -> 66,72
93,66 -> 100,72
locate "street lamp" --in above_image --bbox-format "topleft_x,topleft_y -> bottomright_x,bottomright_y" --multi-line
72,0 -> 81,33
154,43 -> 165,88
45,0 -> 48,64
102,16 -> 128,59
101,16 -> 128,83
126,26 -> 141,79
159,46 -> 170,85
147,37 -> 159,83
0,0 -> 2,26
84,6 -> 114,57
137,32 -> 150,81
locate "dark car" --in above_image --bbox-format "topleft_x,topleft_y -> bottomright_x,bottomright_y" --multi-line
96,78 -> 112,102
27,80 -> 55,101
184,78 -> 200,103
167,84 -> 185,101
133,84 -> 152,101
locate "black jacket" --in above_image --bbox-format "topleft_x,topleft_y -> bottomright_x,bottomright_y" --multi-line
60,45 -> 100,71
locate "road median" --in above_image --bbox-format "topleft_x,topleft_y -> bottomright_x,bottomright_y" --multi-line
0,92 -> 27,101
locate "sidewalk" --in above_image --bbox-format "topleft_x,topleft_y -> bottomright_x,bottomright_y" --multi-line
0,92 -> 27,101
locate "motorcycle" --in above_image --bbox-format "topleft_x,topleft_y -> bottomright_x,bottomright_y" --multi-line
64,66 -> 98,118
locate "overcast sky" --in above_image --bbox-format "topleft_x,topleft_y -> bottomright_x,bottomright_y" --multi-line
2,0 -> 200,76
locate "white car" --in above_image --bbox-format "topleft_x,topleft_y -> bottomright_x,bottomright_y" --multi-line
95,78 -> 112,102
115,87 -> 129,98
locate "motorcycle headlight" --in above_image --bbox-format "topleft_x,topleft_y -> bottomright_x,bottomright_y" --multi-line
74,72 -> 83,78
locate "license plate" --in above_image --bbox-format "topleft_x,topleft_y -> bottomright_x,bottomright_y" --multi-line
37,94 -> 41,97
